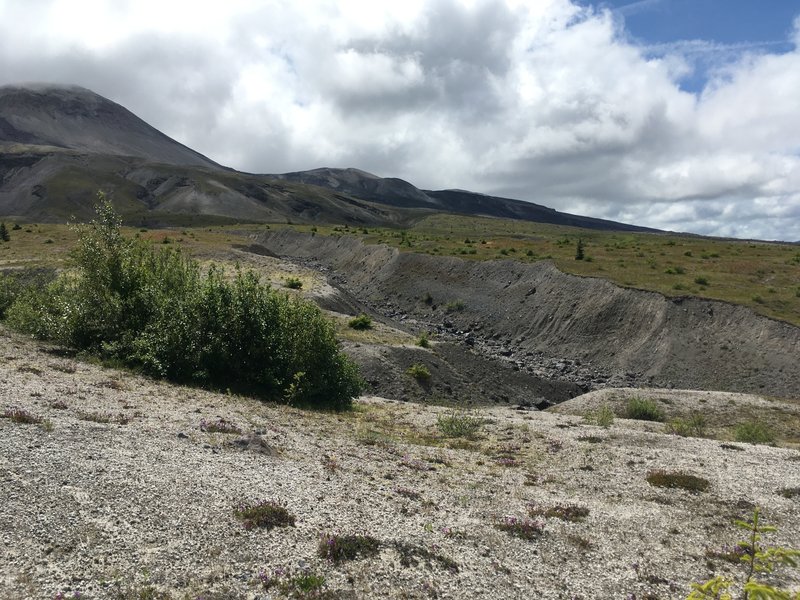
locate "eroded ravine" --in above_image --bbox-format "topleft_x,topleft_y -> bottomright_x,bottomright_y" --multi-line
254,230 -> 800,400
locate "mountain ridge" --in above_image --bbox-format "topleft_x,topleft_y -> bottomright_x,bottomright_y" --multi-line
0,83 -> 653,232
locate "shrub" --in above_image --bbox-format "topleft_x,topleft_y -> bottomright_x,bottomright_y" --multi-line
318,533 -> 381,562
667,412 -> 707,437
0,222 -> 9,242
624,397 -> 665,422
416,332 -> 430,348
646,470 -> 709,492
694,276 -> 709,286
689,508 -> 800,599
406,363 -> 431,381
283,276 -> 303,289
5,195 -> 362,410
734,421 -> 775,445
436,409 -> 482,438
494,516 -> 545,540
233,500 -> 295,531
348,313 -> 373,330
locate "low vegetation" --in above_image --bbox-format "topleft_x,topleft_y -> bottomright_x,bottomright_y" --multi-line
436,409 -> 482,438
348,313 -> 373,330
624,397 -> 665,422
734,420 -> 776,445
494,516 -> 545,540
2,195 -> 362,410
646,470 -> 710,492
283,276 -> 303,289
667,412 -> 707,437
233,500 -> 296,531
528,503 -> 590,523
317,533 -> 381,562
584,403 -> 615,427
406,363 -> 431,381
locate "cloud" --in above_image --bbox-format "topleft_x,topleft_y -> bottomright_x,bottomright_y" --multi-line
0,0 -> 799,240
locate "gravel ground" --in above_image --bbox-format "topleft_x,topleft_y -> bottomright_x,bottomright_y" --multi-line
2,327 -> 799,600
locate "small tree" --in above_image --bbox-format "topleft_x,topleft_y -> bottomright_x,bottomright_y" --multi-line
689,508 -> 800,600
575,238 -> 585,260
0,222 -> 9,242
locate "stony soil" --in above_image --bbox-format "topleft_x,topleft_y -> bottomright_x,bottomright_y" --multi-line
2,327 -> 800,600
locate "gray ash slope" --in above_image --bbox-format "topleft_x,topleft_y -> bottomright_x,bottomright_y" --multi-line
256,230 -> 800,400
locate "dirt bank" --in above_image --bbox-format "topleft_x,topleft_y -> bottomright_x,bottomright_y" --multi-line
255,231 -> 800,399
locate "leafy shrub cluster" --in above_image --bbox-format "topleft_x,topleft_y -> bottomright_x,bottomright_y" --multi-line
4,196 -> 362,410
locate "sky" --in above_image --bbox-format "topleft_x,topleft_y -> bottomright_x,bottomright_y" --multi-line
1,0 -> 799,241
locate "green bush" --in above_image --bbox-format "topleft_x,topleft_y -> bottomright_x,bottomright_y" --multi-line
734,421 -> 775,445
348,313 -> 373,330
406,363 -> 431,381
624,397 -> 665,422
283,276 -> 303,289
6,195 -> 362,409
416,332 -> 430,348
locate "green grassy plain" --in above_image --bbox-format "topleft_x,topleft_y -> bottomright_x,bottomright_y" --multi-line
2,213 -> 799,325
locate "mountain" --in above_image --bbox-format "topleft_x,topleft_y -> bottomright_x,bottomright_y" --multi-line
0,83 -> 654,232
0,84 -> 219,168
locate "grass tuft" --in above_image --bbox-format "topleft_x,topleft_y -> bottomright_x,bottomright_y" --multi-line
625,397 -> 665,422
436,409 -> 482,438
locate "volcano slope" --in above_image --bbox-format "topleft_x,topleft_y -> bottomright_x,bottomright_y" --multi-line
254,230 -> 800,400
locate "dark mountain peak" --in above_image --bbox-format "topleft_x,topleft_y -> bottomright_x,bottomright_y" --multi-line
0,83 -> 220,169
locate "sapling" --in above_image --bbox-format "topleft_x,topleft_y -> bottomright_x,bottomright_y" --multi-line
689,508 -> 800,600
